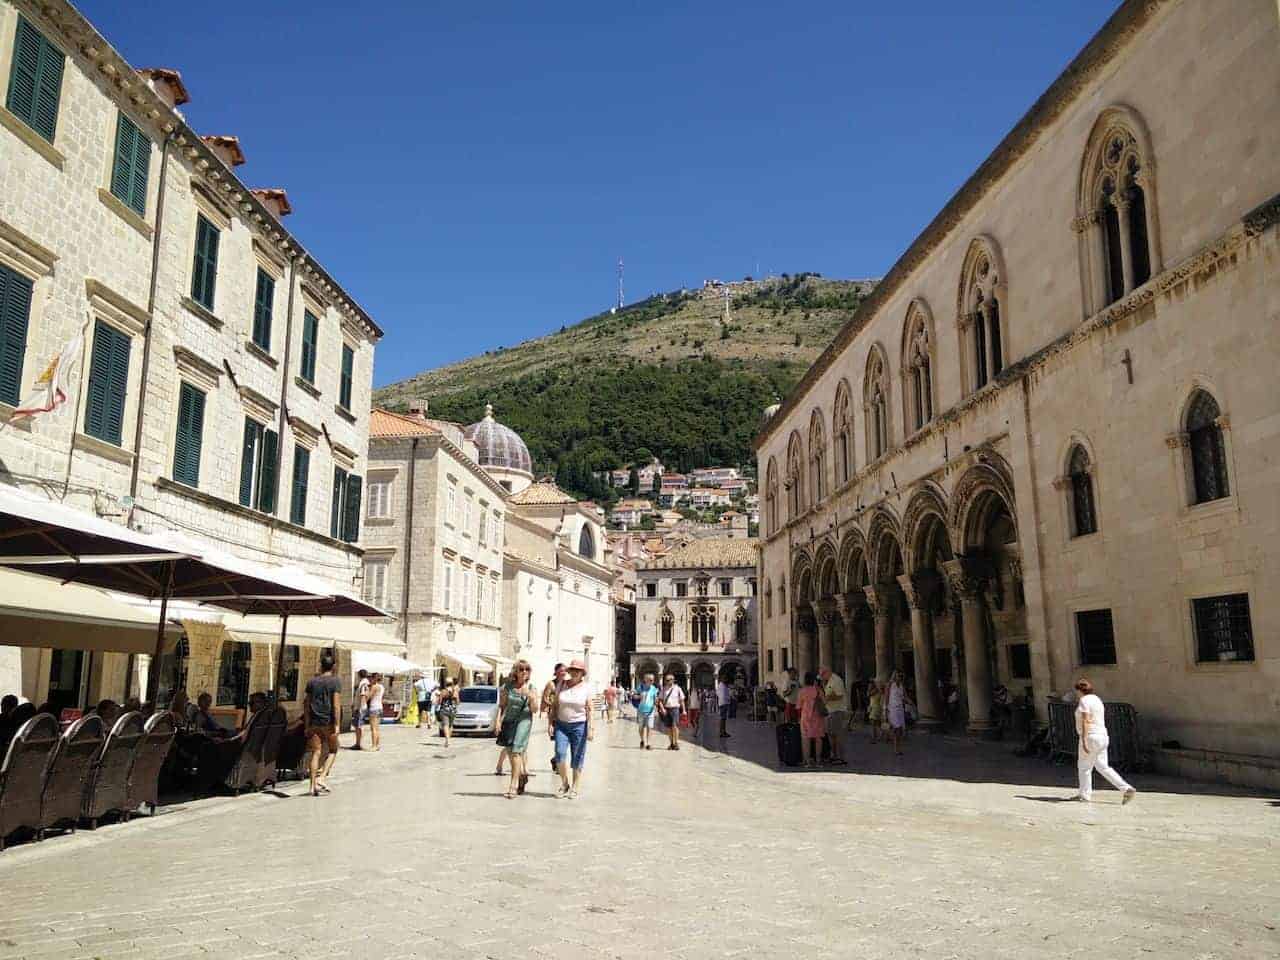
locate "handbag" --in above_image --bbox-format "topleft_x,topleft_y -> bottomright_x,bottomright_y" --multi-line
815,693 -> 830,718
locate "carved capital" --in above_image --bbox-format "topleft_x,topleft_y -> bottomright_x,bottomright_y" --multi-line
1164,431 -> 1190,450
896,571 -> 941,611
1051,474 -> 1070,491
1215,414 -> 1231,431
1006,556 -> 1023,585
862,582 -> 896,619
814,598 -> 837,626
1070,212 -> 1099,234
941,557 -> 990,604
834,592 -> 867,625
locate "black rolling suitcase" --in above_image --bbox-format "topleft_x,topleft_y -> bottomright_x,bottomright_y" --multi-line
776,722 -> 802,767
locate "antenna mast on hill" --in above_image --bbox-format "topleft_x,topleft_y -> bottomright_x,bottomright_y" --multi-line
617,258 -> 624,310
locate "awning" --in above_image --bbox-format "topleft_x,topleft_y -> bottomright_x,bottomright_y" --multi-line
479,654 -> 514,672
439,648 -> 493,673
222,615 -> 403,652
351,651 -> 426,676
0,568 -> 182,655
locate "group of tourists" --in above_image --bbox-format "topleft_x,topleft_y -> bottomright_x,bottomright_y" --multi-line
410,674 -> 460,746
628,671 -> 739,750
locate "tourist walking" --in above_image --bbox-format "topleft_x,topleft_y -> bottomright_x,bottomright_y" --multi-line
819,667 -> 849,765
551,659 -> 595,798
633,672 -> 659,749
885,671 -> 907,755
659,674 -> 686,750
604,681 -> 619,723
366,673 -> 384,751
782,668 -> 801,722
436,678 -> 458,748
542,663 -> 566,771
715,674 -> 733,738
352,669 -> 370,750
764,682 -> 780,723
1073,678 -> 1136,804
413,672 -> 436,730
797,671 -> 827,768
302,654 -> 341,797
497,661 -> 537,798
687,684 -> 701,732
867,679 -> 884,742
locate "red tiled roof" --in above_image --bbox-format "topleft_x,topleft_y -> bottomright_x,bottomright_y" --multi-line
369,408 -> 438,438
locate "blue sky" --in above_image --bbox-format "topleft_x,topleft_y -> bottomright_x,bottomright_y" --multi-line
81,1 -> 1118,386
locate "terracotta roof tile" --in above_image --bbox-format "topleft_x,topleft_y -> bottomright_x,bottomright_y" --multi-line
639,537 -> 758,571
369,408 -> 438,438
509,481 -> 576,506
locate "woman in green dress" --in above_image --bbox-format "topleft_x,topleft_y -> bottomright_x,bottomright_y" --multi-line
497,660 -> 536,799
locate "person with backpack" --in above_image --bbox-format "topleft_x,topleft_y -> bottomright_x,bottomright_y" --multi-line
633,672 -> 659,750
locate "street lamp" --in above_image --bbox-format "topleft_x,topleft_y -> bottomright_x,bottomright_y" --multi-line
447,622 -> 456,646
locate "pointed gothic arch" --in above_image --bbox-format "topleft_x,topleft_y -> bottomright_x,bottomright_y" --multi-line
900,299 -> 936,435
808,408 -> 828,505
863,344 -> 891,462
832,378 -> 855,487
957,236 -> 1009,396
785,431 -> 806,520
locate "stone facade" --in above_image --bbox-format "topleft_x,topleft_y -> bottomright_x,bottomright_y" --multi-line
755,0 -> 1280,772
363,410 -> 506,684
0,0 -> 381,707
634,538 -> 758,690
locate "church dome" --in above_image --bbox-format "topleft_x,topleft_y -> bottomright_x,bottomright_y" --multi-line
465,404 -> 533,475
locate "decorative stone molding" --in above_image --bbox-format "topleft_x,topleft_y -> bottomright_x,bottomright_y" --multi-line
897,571 -> 941,611
941,557 -> 991,604
1165,431 -> 1190,449
834,592 -> 866,624
237,384 -> 277,424
862,582 -> 896,619
288,413 -> 320,449
0,216 -> 59,278
85,278 -> 148,337
172,345 -> 221,393
1051,474 -> 1071,491
0,105 -> 65,169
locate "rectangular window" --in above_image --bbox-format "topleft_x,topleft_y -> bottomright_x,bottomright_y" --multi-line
238,418 -> 278,512
1007,642 -> 1032,679
330,467 -> 362,543
300,310 -> 319,384
191,214 -> 219,311
1192,594 -> 1254,663
645,582 -> 656,599
462,493 -> 473,536
445,481 -> 457,526
476,576 -> 485,621
289,445 -> 310,526
109,111 -> 150,216
84,320 -> 131,446
781,648 -> 789,671
251,268 -> 274,351
338,343 -> 354,410
363,559 -> 389,608
494,512 -> 503,548
0,263 -> 34,406
675,581 -> 687,598
6,16 -> 63,143
478,507 -> 488,545
172,382 -> 205,487
443,561 -> 453,613
719,579 -> 732,597
1076,609 -> 1117,666
366,477 -> 392,519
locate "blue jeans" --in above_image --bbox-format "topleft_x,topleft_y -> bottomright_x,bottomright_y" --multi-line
554,720 -> 588,770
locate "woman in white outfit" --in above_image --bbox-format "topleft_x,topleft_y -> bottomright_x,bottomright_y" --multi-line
1074,678 -> 1136,804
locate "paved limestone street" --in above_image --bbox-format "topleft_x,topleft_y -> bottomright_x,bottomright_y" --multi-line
0,714 -> 1276,960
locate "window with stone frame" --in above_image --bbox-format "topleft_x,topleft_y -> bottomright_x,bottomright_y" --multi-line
864,348 -> 890,460
1185,390 -> 1229,504
1083,119 -> 1156,309
763,582 -> 772,618
660,608 -> 674,644
1076,608 -> 1116,665
959,241 -> 1005,393
808,409 -> 826,505
645,581 -> 656,598
765,457 -> 780,534
734,608 -> 748,645
902,304 -> 934,434
832,381 -> 854,486
675,580 -> 687,598
785,432 -> 806,520
362,557 -> 389,608
1067,445 -> 1097,537
1192,594 -> 1253,663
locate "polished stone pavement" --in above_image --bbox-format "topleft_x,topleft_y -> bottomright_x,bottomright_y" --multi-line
0,714 -> 1275,960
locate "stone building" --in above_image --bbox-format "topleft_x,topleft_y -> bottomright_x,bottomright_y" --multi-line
755,0 -> 1279,786
635,538 -> 758,690
0,0 -> 385,712
363,408 -> 507,684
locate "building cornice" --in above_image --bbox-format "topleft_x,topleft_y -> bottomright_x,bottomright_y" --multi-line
369,431 -> 509,500
22,0 -> 382,342
754,0 -> 1172,451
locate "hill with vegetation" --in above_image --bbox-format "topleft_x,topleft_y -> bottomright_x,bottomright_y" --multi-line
375,274 -> 874,501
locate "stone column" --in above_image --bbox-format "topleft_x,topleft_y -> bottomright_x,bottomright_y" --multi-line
815,599 -> 836,673
980,302 -> 997,381
862,583 -> 895,683
794,604 -> 815,678
898,572 -> 943,728
834,593 -> 864,683
943,558 -> 994,734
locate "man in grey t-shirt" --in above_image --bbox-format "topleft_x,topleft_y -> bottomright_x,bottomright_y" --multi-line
304,654 -> 342,797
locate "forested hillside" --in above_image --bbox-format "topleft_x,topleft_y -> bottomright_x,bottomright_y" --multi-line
376,275 -> 874,500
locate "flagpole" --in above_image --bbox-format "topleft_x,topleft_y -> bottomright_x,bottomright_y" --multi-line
59,310 -> 93,501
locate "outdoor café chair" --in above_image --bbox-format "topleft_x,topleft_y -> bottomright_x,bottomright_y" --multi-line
223,708 -> 271,795
0,713 -> 60,851
254,706 -> 288,789
82,711 -> 145,829
38,714 -> 105,839
125,713 -> 176,816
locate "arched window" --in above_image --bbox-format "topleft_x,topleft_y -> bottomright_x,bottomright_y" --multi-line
690,605 -> 717,645
1186,390 -> 1229,504
959,238 -> 1006,394
864,348 -> 890,461
734,607 -> 748,645
779,577 -> 787,613
578,524 -> 595,559
763,580 -> 772,618
765,458 -> 780,535
785,432 -> 806,520
660,608 -> 674,644
808,410 -> 826,505
901,302 -> 934,434
833,381 -> 853,486
1079,110 -> 1159,313
1067,445 -> 1097,537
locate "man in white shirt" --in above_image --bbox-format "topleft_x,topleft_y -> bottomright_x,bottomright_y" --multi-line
819,667 -> 849,765
1073,677 -> 1136,804
413,673 -> 437,730
715,676 -> 733,738
659,674 -> 686,750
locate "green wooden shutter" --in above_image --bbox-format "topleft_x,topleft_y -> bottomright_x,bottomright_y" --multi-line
0,265 -> 33,406
300,311 -> 318,383
339,344 -> 354,410
330,466 -> 346,538
290,446 -> 310,525
252,268 -> 274,351
83,320 -> 130,446
239,418 -> 259,507
343,473 -> 363,543
256,427 -> 278,513
6,17 -> 63,143
173,382 -> 205,486
109,112 -> 149,216
191,215 -> 219,310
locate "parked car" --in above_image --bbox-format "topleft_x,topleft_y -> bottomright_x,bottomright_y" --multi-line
451,686 -> 499,735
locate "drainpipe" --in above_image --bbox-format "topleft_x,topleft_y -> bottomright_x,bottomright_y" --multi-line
127,131 -> 176,515
274,255 -> 300,513
1019,375 -> 1056,714
400,437 -> 419,649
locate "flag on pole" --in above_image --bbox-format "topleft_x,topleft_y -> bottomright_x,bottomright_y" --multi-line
10,328 -> 84,422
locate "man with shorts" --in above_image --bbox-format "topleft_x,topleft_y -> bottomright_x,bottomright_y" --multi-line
413,672 -> 436,730
820,666 -> 849,765
542,663 -> 566,771
352,669 -> 370,749
634,672 -> 658,750
303,654 -> 341,797
659,674 -> 686,750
